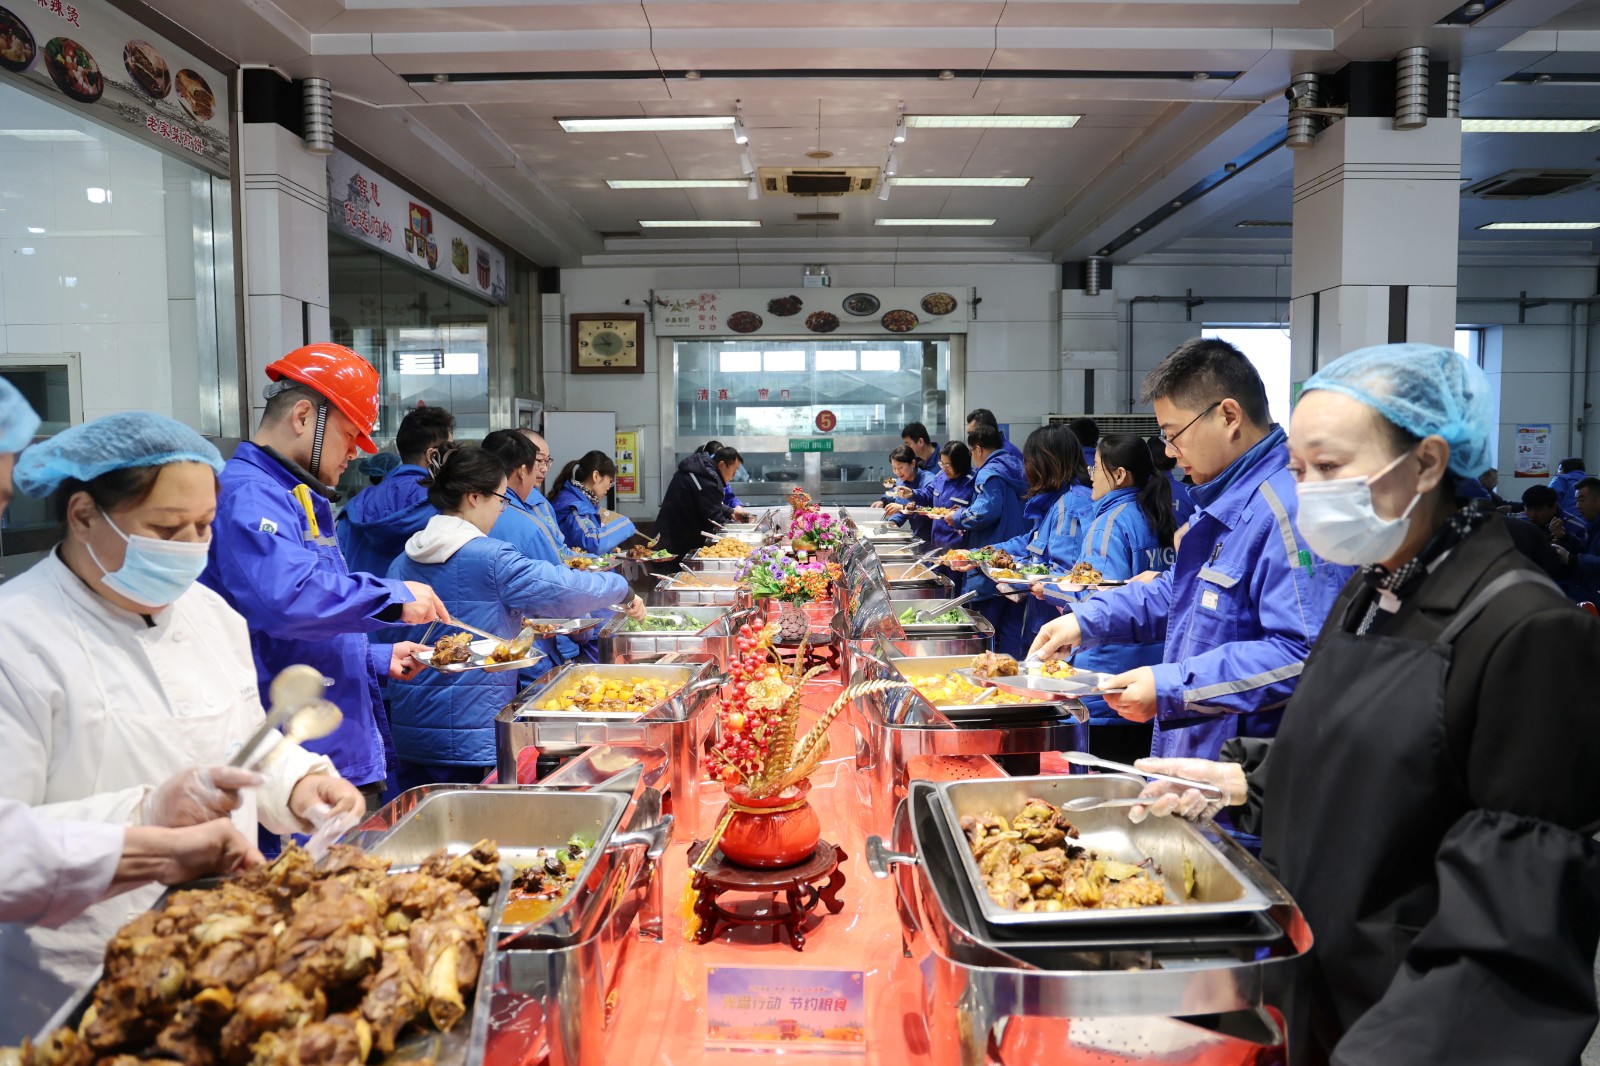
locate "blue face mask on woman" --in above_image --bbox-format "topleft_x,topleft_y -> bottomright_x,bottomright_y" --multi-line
85,510 -> 211,608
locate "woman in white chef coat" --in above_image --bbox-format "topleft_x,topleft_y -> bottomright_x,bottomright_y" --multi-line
0,412 -> 364,1043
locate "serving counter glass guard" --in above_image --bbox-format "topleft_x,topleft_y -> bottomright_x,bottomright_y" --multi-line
666,335 -> 961,504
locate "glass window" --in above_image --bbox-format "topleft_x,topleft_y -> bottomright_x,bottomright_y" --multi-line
1200,327 -> 1292,426
328,232 -> 497,454
1454,328 -> 1483,366
0,80 -> 235,436
673,335 -> 951,497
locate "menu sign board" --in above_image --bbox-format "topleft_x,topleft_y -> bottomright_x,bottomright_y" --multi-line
0,0 -> 229,172
614,429 -> 640,500
1515,423 -> 1551,479
327,148 -> 508,305
705,966 -> 865,1052
654,287 -> 970,337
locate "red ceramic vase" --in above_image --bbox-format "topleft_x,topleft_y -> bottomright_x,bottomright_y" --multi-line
718,780 -> 821,868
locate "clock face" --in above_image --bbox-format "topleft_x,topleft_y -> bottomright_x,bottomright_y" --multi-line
577,318 -> 638,367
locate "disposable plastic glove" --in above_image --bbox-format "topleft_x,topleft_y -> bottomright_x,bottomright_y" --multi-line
142,766 -> 266,828
1126,758 -> 1248,824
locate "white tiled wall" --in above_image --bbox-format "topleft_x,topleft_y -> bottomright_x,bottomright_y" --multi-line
0,82 -> 208,426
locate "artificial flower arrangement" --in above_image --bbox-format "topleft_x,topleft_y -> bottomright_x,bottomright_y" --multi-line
789,508 -> 841,553
787,486 -> 815,514
738,546 -> 841,604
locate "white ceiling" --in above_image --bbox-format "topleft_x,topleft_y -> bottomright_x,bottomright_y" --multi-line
135,0 -> 1600,266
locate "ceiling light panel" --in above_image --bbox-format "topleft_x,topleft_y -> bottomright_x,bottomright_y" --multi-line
1477,222 -> 1600,230
606,180 -> 750,189
1461,119 -> 1600,133
890,177 -> 1031,187
905,115 -> 1080,129
638,220 -> 761,228
559,117 -> 734,133
875,218 -> 996,226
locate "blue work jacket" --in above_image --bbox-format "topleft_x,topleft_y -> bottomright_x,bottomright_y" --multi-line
1070,487 -> 1172,722
1069,428 -> 1351,760
723,482 -> 742,510
490,488 -> 588,666
383,522 -> 629,767
1168,471 -> 1197,527
552,482 -> 636,555
1022,485 -> 1067,528
1564,521 -> 1600,601
880,466 -> 929,507
992,484 -> 1094,569
1550,470 -> 1587,515
917,447 -> 941,477
334,464 -> 436,580
952,448 -> 1027,548
200,442 -> 413,787
896,471 -> 973,550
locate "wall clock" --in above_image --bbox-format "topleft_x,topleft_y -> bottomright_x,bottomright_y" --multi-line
570,313 -> 644,375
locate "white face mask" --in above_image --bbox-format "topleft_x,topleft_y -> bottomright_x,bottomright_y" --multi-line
85,509 -> 211,608
1295,451 -> 1421,566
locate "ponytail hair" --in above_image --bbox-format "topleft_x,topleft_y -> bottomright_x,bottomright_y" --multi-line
421,442 -> 505,513
549,449 -> 617,499
1098,433 -> 1177,549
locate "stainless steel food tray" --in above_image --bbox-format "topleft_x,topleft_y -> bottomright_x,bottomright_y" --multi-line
650,573 -> 751,608
415,637 -> 549,674
687,547 -> 755,572
891,597 -> 984,636
506,661 -> 716,722
598,604 -> 754,669
889,653 -> 1081,721
934,775 -> 1271,927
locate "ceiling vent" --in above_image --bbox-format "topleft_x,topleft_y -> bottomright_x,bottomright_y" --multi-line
794,212 -> 841,221
1462,169 -> 1600,199
759,167 -> 880,197
599,230 -> 641,238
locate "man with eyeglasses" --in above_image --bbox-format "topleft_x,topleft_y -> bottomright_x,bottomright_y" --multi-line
1032,338 -> 1351,765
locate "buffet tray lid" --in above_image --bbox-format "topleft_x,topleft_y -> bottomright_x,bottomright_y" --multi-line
931,775 -> 1273,927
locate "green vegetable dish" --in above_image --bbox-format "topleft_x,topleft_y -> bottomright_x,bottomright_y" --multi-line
623,613 -> 696,632
899,607 -> 967,625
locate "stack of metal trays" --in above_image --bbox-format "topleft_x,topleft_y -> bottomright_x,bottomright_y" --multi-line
597,604 -> 756,669
650,572 -> 751,609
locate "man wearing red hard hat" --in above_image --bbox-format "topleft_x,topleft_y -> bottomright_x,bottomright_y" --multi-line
200,344 -> 449,806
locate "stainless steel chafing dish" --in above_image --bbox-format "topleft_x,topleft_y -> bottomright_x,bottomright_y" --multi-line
649,572 -> 752,609
890,653 -> 1069,720
597,604 -> 755,669
686,546 -> 757,572
495,658 -> 723,840
880,560 -> 953,599
866,781 -> 1312,1065
847,642 -> 1086,838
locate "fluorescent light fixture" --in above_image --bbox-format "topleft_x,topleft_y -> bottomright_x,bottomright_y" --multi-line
0,128 -> 93,141
606,179 -> 750,189
874,218 -> 995,226
558,116 -> 734,133
1235,219 -> 1293,228
905,115 -> 1080,129
1461,118 -> 1600,133
85,188 -> 110,204
638,219 -> 761,228
26,226 -> 44,234
890,176 -> 1030,187
1478,221 -> 1600,230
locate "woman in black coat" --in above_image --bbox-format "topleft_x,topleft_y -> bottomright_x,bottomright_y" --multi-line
1131,343 -> 1600,1066
654,446 -> 744,557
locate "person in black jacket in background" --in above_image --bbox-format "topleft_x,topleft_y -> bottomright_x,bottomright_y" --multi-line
1127,343 -> 1600,1066
655,446 -> 747,557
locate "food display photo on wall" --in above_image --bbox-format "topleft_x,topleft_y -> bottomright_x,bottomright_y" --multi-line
571,312 -> 644,375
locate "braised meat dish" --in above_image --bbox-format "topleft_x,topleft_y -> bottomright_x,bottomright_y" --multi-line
962,799 -> 1168,912
969,651 -> 1019,679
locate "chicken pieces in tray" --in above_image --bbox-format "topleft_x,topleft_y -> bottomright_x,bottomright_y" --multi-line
20,840 -> 504,1066
961,798 -> 1169,913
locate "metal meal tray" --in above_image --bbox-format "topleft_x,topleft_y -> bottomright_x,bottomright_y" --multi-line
881,562 -> 945,585
415,637 -> 549,674
889,653 -> 1080,721
507,661 -> 713,722
983,564 -> 1059,588
957,664 -> 1121,699
933,775 -> 1272,928
564,556 -> 623,573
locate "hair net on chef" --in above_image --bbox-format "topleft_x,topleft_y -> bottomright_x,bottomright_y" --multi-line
14,411 -> 225,498
360,452 -> 402,479
1301,343 -> 1494,476
0,377 -> 41,454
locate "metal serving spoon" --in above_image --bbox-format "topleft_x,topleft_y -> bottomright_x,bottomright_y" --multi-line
912,588 -> 979,622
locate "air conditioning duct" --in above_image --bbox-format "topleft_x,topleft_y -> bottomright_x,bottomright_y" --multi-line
757,167 -> 880,197
1395,47 -> 1429,130
1084,256 -> 1105,296
1285,73 -> 1322,150
1445,72 -> 1461,118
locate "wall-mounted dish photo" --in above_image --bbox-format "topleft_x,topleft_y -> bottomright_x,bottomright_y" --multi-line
881,309 -> 919,333
0,6 -> 36,73
175,67 -> 214,121
122,39 -> 171,99
842,292 -> 880,316
921,292 -> 958,316
43,37 -> 102,103
726,310 -> 763,333
766,295 -> 803,316
805,311 -> 839,334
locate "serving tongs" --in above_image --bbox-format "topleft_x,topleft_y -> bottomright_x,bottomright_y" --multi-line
910,589 -> 979,623
231,665 -> 344,769
1059,751 -> 1224,795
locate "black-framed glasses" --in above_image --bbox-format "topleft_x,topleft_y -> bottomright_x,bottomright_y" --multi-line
495,492 -> 515,511
1158,401 -> 1221,448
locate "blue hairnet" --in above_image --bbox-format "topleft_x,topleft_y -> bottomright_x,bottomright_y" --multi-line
15,412 -> 225,498
360,452 -> 402,479
0,377 -> 41,454
1301,343 -> 1495,477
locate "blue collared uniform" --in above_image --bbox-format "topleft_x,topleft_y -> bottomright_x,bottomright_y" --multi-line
916,446 -> 941,477
1563,520 -> 1600,601
552,482 -> 636,555
879,466 -> 928,507
490,488 -> 589,666
200,442 -> 413,788
992,484 -> 1094,568
895,470 -> 973,550
335,463 -> 436,579
1550,469 -> 1586,515
1068,428 -> 1351,761
382,528 -> 628,776
1167,471 -> 1196,527
951,448 -> 1029,653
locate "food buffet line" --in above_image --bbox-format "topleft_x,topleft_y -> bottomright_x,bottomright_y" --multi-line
29,501 -> 1313,1066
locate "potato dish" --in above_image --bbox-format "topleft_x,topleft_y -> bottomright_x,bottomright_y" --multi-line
537,672 -> 681,714
700,537 -> 754,559
910,672 -> 1031,708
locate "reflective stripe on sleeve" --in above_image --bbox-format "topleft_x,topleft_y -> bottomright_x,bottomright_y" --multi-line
1099,503 -> 1128,557
1257,480 -> 1312,638
1183,660 -> 1304,704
